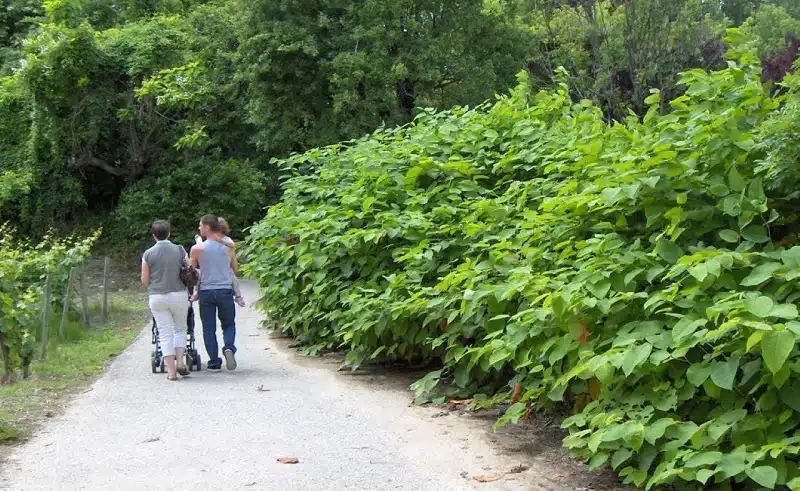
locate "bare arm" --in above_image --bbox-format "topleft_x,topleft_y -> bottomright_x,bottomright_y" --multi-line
228,247 -> 238,275
140,261 -> 150,286
218,235 -> 236,249
189,244 -> 201,268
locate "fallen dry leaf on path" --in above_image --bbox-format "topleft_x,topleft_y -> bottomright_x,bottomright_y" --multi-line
277,457 -> 299,464
449,399 -> 472,405
257,385 -> 271,392
141,436 -> 160,444
472,474 -> 501,483
508,464 -> 530,474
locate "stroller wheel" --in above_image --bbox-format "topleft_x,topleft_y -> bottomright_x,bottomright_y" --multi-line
194,353 -> 202,371
151,351 -> 158,374
187,352 -> 196,372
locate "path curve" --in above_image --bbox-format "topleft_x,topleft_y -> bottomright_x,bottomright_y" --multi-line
1,281 -> 538,491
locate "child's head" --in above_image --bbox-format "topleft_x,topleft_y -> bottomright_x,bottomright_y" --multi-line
218,217 -> 230,236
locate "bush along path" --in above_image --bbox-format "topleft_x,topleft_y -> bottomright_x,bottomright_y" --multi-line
243,31 -> 800,490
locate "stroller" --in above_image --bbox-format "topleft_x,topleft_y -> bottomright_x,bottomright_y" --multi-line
150,289 -> 202,373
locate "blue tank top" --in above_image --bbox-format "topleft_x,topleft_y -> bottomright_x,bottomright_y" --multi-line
198,240 -> 233,290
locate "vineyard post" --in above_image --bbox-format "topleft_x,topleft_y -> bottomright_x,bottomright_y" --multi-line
102,256 -> 109,323
39,274 -> 52,360
79,265 -> 91,329
0,333 -> 9,384
59,268 -> 74,338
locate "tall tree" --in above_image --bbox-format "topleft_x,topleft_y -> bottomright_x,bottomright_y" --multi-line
237,0 -> 533,156
510,0 -> 728,119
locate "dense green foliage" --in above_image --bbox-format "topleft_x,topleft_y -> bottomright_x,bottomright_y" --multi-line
0,228 -> 97,383
237,0 -> 533,156
244,33 -> 800,489
2,0 -> 800,487
502,0 -> 800,119
0,0 -> 536,244
115,157 -> 267,243
0,1 -> 267,241
3,0 -> 800,244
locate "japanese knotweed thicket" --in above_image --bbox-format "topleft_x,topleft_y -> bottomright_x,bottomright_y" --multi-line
0,228 -> 98,383
244,40 -> 800,489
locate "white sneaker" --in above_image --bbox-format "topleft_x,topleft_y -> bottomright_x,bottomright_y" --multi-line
223,348 -> 237,371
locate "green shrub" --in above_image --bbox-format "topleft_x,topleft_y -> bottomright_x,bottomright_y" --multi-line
0,227 -> 98,383
115,157 -> 267,247
244,32 -> 800,490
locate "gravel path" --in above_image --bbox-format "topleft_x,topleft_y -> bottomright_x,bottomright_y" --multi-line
1,281 -> 535,491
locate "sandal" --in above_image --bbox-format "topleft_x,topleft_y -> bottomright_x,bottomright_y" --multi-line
177,366 -> 190,377
167,375 -> 178,381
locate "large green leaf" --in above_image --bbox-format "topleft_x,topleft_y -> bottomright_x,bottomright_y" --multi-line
779,381 -> 800,412
741,226 -> 770,244
745,466 -> 777,489
762,330 -> 796,374
728,166 -> 746,192
623,423 -> 645,451
710,357 -> 739,391
489,348 -> 513,367
685,451 -> 723,468
740,262 -> 781,286
686,363 -> 711,386
718,229 -> 740,243
612,448 -> 633,470
717,449 -> 747,479
746,296 -> 774,318
770,304 -> 798,320
655,239 -> 683,264
588,452 -> 609,471
695,468 -> 716,485
673,316 -> 706,344
621,344 -> 653,377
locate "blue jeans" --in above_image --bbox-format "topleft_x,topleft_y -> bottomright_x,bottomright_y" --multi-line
198,289 -> 236,365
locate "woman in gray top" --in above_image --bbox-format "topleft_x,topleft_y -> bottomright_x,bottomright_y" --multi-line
141,220 -> 190,381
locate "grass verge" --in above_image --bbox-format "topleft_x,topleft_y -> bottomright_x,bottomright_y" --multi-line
0,288 -> 148,451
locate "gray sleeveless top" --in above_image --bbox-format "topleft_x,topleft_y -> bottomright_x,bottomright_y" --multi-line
142,240 -> 187,295
198,240 -> 233,290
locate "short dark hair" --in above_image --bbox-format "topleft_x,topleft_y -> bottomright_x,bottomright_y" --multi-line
151,220 -> 170,240
200,215 -> 220,233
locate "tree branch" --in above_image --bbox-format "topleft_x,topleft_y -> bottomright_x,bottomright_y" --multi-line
68,153 -> 129,177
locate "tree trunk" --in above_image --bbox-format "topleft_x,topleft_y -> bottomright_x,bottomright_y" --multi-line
623,0 -> 643,113
396,78 -> 416,120
0,332 -> 10,385
578,0 -> 602,78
